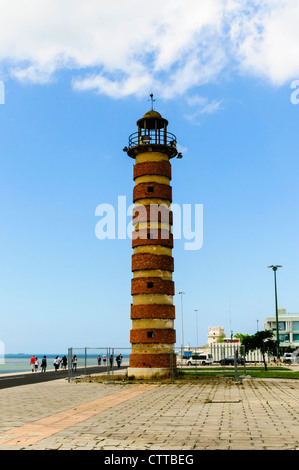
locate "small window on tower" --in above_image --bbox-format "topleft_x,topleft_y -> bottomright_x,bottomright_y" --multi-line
147,186 -> 154,192
147,331 -> 154,338
147,282 -> 154,288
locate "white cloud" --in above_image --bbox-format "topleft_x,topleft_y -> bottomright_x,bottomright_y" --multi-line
184,95 -> 223,124
0,0 -> 298,98
226,0 -> 299,85
187,95 -> 223,113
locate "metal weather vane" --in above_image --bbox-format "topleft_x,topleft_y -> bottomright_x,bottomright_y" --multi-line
148,93 -> 156,110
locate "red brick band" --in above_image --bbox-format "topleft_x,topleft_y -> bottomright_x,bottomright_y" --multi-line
129,353 -> 177,369
132,229 -> 173,248
132,205 -> 173,226
132,253 -> 174,272
131,304 -> 175,320
130,329 -> 176,344
131,278 -> 175,295
133,183 -> 172,203
133,161 -> 171,180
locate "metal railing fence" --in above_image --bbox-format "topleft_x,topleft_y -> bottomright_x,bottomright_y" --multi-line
67,345 -> 270,382
128,130 -> 177,148
67,347 -> 131,382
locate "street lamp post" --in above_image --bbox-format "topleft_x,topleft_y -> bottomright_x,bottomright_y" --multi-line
178,291 -> 185,354
268,265 -> 282,359
194,309 -> 199,351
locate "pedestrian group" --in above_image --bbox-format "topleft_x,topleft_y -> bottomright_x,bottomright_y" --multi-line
29,354 -> 68,373
29,352 -> 124,373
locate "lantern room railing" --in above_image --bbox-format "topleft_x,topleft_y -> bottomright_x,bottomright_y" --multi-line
128,130 -> 177,149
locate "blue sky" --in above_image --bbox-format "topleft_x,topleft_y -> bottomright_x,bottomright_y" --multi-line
0,1 -> 299,353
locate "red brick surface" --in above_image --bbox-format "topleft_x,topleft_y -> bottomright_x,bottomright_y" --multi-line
133,183 -> 172,203
129,353 -> 177,368
130,328 -> 176,344
132,204 -> 173,226
131,304 -> 175,319
133,161 -> 171,180
131,277 -> 175,295
131,253 -> 174,272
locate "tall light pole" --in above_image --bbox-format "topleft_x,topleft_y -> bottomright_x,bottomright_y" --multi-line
194,309 -> 199,351
178,291 -> 185,352
268,265 -> 282,358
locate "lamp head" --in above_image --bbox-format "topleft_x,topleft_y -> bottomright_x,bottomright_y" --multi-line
268,265 -> 282,271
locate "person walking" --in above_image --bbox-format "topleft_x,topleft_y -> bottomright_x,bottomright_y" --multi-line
72,355 -> 77,372
116,354 -> 121,368
109,354 -> 114,369
34,357 -> 39,372
103,355 -> 106,365
61,355 -> 67,370
54,356 -> 60,372
41,356 -> 47,373
97,355 -> 101,365
30,355 -> 36,372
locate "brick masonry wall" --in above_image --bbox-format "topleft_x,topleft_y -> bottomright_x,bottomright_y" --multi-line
130,150 -> 176,372
131,253 -> 174,272
133,161 -> 172,180
133,182 -> 172,202
130,329 -> 176,344
131,304 -> 175,319
131,277 -> 175,295
132,204 -> 173,226
132,229 -> 173,248
129,353 -> 177,368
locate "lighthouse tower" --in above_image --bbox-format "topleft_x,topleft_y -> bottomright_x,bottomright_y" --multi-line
123,104 -> 179,378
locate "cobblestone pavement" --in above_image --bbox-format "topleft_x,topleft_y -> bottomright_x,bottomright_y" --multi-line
0,376 -> 298,450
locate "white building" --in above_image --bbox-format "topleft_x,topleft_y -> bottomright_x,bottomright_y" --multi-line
264,309 -> 299,348
207,326 -> 225,345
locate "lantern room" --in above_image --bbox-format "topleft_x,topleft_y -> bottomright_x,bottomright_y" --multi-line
125,110 -> 178,159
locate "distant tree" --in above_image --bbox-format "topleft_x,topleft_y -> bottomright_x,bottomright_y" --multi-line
284,345 -> 296,353
235,330 -> 277,371
216,334 -> 225,343
235,333 -> 250,343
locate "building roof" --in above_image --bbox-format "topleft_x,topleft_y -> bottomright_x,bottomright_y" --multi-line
265,313 -> 299,320
137,109 -> 169,129
143,110 -> 163,119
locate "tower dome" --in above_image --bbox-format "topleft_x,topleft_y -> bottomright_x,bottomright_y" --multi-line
137,110 -> 168,130
142,110 -> 162,119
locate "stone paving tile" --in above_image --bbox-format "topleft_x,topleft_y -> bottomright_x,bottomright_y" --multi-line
0,377 -> 298,450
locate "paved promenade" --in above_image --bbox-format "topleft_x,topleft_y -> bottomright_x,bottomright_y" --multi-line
0,365 -> 127,389
0,373 -> 298,451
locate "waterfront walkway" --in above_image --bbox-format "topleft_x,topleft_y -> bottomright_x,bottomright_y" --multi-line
0,365 -> 126,390
0,371 -> 298,451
